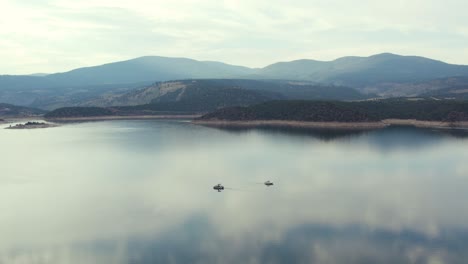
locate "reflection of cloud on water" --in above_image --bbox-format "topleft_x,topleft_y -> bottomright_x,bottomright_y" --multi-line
200,124 -> 371,142
4,219 -> 468,264
203,125 -> 468,153
2,120 -> 468,264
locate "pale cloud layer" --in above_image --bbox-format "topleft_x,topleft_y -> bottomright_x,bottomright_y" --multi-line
0,0 -> 467,74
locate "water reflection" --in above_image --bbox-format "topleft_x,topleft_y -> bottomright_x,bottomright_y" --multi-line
1,120 -> 468,264
204,124 -> 468,150
200,124 -> 371,141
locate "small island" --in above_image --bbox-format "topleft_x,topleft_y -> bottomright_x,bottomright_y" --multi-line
5,121 -> 58,129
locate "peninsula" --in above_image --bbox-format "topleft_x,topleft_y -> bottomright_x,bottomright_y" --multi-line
194,99 -> 468,129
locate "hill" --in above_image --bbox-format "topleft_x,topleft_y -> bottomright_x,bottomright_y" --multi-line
76,79 -> 367,108
257,53 -> 468,89
44,56 -> 252,87
45,84 -> 281,118
0,56 -> 252,107
37,53 -> 468,89
198,99 -> 468,122
0,103 -> 46,117
360,76 -> 468,97
417,77 -> 468,99
28,82 -> 150,110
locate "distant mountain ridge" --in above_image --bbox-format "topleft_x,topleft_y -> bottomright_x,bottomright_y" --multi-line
44,56 -> 253,87
3,53 -> 468,86
256,53 -> 468,87
1,53 -> 468,108
55,53 -> 468,87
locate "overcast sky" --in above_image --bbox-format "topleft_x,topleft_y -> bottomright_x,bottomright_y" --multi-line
1,0 -> 467,74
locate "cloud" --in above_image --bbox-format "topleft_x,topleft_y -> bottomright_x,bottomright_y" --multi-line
0,0 -> 467,74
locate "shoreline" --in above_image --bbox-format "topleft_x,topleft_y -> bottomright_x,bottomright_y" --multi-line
381,119 -> 468,129
3,115 -> 468,130
193,119 -> 468,130
45,114 -> 202,122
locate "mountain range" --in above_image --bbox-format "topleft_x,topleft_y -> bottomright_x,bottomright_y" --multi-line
1,53 -> 468,110
257,53 -> 468,86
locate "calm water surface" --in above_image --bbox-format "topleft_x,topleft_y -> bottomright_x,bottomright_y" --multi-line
1,120 -> 468,264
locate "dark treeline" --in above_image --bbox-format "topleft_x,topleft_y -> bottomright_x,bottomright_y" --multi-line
45,99 -> 468,122
45,107 -> 114,118
199,99 -> 468,122
44,105 -> 197,118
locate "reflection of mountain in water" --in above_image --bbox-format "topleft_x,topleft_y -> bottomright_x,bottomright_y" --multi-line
201,125 -> 371,141
3,120 -> 468,264
436,127 -> 468,139
362,126 -> 468,152
201,124 -> 468,146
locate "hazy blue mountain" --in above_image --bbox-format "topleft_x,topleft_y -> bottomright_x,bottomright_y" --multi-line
0,56 -> 252,106
38,54 -> 468,89
2,53 -> 468,108
44,56 -> 252,86
0,75 -> 54,91
257,53 -> 468,87
0,75 -> 58,105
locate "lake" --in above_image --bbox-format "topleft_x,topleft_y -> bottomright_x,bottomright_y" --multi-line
1,120 -> 468,264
